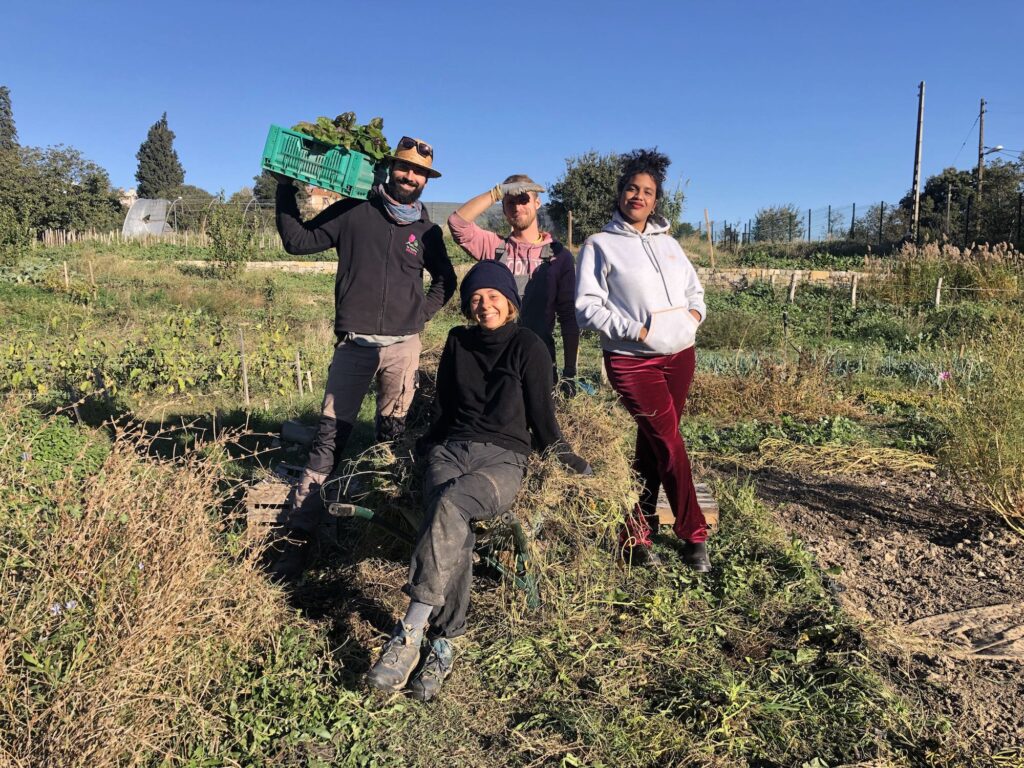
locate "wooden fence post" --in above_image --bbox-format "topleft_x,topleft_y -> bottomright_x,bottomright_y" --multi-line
788,272 -> 798,303
63,261 -> 69,289
851,274 -> 858,309
935,277 -> 943,308
238,328 -> 250,408
704,208 -> 715,269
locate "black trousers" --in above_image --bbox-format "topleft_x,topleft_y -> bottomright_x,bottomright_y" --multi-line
406,441 -> 527,638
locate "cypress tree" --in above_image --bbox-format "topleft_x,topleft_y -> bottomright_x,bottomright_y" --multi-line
135,112 -> 185,198
0,86 -> 17,151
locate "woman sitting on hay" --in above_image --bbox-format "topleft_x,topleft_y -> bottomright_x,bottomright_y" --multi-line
366,260 -> 591,701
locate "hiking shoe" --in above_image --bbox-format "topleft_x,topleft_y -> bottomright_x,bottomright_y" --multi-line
265,528 -> 316,583
408,637 -> 454,702
366,623 -> 425,692
681,541 -> 711,573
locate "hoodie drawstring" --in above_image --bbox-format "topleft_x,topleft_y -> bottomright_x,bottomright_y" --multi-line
641,235 -> 675,305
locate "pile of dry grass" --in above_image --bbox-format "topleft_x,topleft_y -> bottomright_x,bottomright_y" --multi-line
755,436 -> 936,476
491,392 -> 641,624
866,241 -> 1023,306
689,355 -> 863,424
0,407 -> 309,765
937,318 -> 1024,534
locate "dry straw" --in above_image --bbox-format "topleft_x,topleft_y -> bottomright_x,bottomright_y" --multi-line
0,404 -> 308,765
754,436 -> 936,476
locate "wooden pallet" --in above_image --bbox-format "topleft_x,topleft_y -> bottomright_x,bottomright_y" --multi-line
244,464 -> 303,539
655,482 -> 719,534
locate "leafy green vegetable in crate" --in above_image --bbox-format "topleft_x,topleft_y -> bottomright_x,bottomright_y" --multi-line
291,113 -> 391,161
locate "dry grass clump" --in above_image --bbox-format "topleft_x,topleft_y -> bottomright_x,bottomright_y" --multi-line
867,241 -> 1023,306
689,355 -> 863,424
755,437 -> 936,476
505,391 -> 639,614
937,318 -> 1024,534
0,405 -> 308,766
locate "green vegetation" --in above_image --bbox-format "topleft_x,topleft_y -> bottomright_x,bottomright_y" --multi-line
135,111 -> 185,199
292,112 -> 392,161
2,242 -> 1021,765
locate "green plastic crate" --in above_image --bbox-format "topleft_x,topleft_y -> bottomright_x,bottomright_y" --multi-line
260,124 -> 385,199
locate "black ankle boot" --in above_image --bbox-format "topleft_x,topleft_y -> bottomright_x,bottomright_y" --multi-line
681,541 -> 711,573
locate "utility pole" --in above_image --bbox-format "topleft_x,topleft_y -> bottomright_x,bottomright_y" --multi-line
911,81 -> 925,243
976,98 -> 986,237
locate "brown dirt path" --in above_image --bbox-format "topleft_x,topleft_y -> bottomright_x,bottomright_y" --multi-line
727,462 -> 1024,758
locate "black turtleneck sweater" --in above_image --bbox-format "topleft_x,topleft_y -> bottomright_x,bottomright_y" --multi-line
423,322 -> 589,473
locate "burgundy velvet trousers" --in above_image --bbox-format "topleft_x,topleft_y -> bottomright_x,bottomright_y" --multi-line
604,346 -> 707,545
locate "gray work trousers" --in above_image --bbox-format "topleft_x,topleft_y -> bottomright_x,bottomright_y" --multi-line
406,441 -> 527,638
282,335 -> 421,532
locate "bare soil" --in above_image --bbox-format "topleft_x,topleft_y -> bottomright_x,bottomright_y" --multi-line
731,461 -> 1024,758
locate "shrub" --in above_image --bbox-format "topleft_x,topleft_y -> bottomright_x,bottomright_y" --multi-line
938,318 -> 1024,533
207,204 -> 256,278
0,204 -> 31,267
0,401 -> 371,764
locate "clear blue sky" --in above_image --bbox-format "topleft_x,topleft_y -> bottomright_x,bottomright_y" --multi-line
3,0 -> 1022,227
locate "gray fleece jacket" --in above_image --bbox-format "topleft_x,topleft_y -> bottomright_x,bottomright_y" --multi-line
575,211 -> 707,357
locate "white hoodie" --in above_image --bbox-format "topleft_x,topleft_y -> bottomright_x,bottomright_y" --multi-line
575,211 -> 706,356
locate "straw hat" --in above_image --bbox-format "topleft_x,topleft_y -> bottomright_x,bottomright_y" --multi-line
389,136 -> 442,178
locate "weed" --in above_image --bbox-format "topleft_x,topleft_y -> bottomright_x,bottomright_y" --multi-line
937,318 -> 1024,533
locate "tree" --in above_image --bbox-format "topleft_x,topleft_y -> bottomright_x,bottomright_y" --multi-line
751,204 -> 804,242
855,202 -> 907,245
23,145 -> 122,231
899,166 -> 973,243
548,150 -> 686,242
0,85 -> 16,152
162,183 -> 215,231
135,112 -> 185,198
974,158 -> 1024,244
548,151 -> 620,241
252,170 -> 278,206
897,160 -> 1023,245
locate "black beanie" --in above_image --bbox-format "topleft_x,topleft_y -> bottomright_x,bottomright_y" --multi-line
460,260 -> 521,315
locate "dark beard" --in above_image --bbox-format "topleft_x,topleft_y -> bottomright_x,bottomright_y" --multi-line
386,179 -> 423,205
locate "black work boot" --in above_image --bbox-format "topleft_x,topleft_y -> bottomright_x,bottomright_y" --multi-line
366,623 -> 425,692
681,541 -> 711,573
265,528 -> 316,583
408,637 -> 454,702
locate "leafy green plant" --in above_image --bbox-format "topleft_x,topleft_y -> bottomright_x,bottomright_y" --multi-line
0,203 -> 31,267
206,204 -> 256,278
292,112 -> 391,161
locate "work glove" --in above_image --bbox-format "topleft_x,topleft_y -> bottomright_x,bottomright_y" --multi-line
558,450 -> 593,476
500,180 -> 545,196
491,181 -> 546,201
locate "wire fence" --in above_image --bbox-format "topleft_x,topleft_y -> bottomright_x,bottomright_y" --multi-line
700,193 -> 1024,250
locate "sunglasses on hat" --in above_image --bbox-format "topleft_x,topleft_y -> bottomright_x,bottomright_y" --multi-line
398,136 -> 434,159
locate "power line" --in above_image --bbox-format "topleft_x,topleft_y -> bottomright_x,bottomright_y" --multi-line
951,114 -> 980,167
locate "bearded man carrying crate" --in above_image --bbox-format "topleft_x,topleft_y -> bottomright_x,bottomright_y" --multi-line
268,136 -> 456,581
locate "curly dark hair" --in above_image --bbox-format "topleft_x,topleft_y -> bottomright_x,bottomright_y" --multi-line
616,148 -> 671,202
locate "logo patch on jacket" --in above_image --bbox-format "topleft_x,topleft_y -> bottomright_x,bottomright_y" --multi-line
405,233 -> 421,256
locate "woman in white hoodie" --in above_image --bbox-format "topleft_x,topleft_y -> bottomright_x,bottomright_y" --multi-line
575,149 -> 710,572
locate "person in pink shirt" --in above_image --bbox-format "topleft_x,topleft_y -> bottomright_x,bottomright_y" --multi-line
448,176 -> 579,392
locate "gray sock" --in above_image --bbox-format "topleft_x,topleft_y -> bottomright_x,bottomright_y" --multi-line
403,600 -> 433,631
